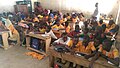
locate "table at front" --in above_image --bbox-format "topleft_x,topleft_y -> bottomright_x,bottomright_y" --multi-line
0,31 -> 9,50
26,33 -> 51,56
49,46 -> 118,68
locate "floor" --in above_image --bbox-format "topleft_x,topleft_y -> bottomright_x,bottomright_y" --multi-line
0,45 -> 49,68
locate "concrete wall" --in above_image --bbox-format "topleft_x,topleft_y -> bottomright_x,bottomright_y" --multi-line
0,0 -> 23,13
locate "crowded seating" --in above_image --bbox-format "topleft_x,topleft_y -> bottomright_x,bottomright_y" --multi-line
0,5 -> 119,68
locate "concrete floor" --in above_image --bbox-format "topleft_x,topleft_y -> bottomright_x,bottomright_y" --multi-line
0,46 -> 49,68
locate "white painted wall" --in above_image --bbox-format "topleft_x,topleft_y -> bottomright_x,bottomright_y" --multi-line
38,0 -> 117,14
0,0 -> 23,13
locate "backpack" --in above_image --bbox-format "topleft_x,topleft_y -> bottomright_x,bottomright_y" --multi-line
31,38 -> 40,50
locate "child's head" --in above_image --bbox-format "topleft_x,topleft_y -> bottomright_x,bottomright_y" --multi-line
61,32 -> 68,42
109,20 -> 114,25
82,35 -> 90,46
75,25 -> 80,32
65,21 -> 69,27
72,35 -> 79,45
101,24 -> 106,32
46,26 -> 51,32
99,19 -> 103,24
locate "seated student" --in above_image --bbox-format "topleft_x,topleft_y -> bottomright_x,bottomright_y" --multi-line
94,26 -> 106,44
106,20 -> 116,33
4,17 -> 20,45
89,39 -> 119,68
52,20 -> 64,38
108,25 -> 119,36
107,15 -> 113,20
75,35 -> 96,55
64,21 -> 70,34
52,32 -> 70,46
66,35 -> 82,68
67,35 -> 80,52
101,24 -> 106,33
98,19 -> 106,27
68,25 -> 81,38
66,13 -> 71,20
33,15 -> 39,23
45,26 -> 57,39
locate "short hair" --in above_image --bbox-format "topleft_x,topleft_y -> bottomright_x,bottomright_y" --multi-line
61,32 -> 68,37
99,19 -> 103,24
109,20 -> 114,25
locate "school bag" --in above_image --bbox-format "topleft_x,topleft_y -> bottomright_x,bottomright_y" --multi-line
31,38 -> 40,50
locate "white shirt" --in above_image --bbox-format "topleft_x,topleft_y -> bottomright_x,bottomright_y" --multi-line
45,30 -> 57,39
54,37 -> 71,45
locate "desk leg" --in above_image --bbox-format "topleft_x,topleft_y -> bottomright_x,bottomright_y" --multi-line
26,36 -> 30,49
45,38 -> 51,54
2,33 -> 9,50
49,55 -> 54,68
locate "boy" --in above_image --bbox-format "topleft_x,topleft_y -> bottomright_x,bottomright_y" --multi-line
75,35 -> 96,56
68,25 -> 81,38
89,39 -> 119,68
52,32 -> 70,46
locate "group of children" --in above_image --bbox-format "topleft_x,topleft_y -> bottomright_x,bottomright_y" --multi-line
0,6 -> 119,68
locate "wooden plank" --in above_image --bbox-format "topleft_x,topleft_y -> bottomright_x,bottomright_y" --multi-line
26,34 -> 50,40
45,37 -> 51,54
49,46 -> 118,68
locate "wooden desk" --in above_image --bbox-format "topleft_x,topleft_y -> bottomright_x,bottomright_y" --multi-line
26,33 -> 51,56
0,31 -> 9,50
49,46 -> 118,68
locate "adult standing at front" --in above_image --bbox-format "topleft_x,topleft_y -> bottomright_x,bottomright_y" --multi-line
92,3 -> 99,21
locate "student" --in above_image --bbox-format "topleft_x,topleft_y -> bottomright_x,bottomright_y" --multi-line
75,35 -> 96,55
52,32 -> 70,46
107,25 -> 119,36
68,25 -> 81,38
106,20 -> 116,33
94,26 -> 106,44
67,35 -> 81,68
98,19 -> 105,27
67,35 -> 80,52
45,26 -> 57,39
89,39 -> 119,68
52,20 -> 64,38
4,17 -> 20,45
52,20 -> 64,31
64,21 -> 70,34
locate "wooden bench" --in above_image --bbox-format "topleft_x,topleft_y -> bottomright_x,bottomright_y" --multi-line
26,33 -> 51,56
49,46 -> 118,68
0,31 -> 9,50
